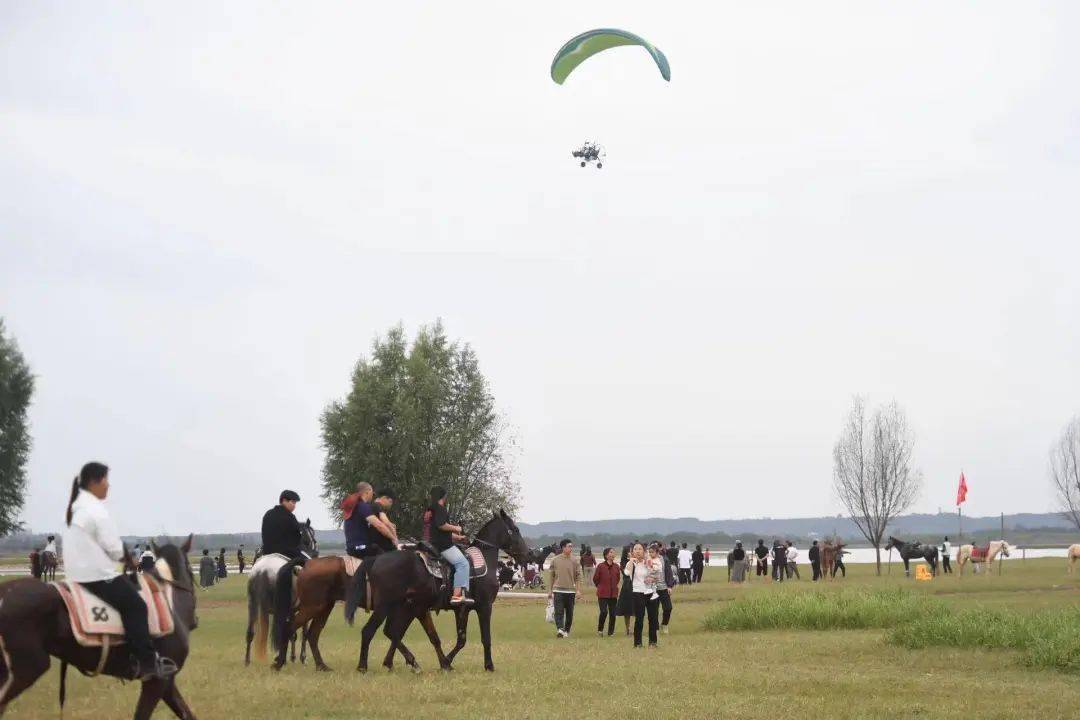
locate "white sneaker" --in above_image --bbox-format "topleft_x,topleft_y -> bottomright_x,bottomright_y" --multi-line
556,629 -> 567,638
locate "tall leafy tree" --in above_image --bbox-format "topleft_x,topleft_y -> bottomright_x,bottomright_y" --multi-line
0,319 -> 35,536
320,321 -> 519,537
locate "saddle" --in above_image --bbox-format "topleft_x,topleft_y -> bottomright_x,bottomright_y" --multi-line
52,575 -> 175,648
417,545 -> 488,580
971,544 -> 991,560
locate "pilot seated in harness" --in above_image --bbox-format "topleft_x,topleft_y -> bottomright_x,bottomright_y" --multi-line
61,461 -> 177,681
422,485 -> 473,606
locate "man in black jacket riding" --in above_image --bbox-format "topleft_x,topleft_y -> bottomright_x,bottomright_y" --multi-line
261,490 -> 308,561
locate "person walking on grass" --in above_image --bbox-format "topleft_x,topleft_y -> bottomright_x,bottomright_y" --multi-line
653,541 -> 677,635
593,547 -> 621,636
691,544 -> 704,584
940,536 -> 953,574
615,545 -> 635,636
548,539 -> 582,638
786,541 -> 801,580
772,541 -> 787,582
809,540 -> 822,581
237,544 -> 246,575
624,542 -> 661,648
677,542 -> 693,585
754,539 -> 768,577
199,549 -> 216,588
730,541 -> 747,583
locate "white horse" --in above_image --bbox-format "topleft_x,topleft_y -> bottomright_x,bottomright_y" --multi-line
956,540 -> 1011,576
1067,544 -> 1080,575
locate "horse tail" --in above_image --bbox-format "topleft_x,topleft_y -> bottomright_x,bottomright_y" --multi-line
271,562 -> 298,653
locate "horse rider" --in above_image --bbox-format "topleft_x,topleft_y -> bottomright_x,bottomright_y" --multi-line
42,534 -> 58,568
342,482 -> 399,622
62,461 -> 177,681
422,486 -> 473,606
260,489 -> 310,563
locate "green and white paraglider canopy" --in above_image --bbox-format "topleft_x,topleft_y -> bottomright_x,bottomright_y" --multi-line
550,28 -> 671,85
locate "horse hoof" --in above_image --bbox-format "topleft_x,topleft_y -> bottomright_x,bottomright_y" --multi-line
485,665 -> 495,672
440,663 -> 453,672
411,664 -> 423,675
357,665 -> 367,674
316,664 -> 332,673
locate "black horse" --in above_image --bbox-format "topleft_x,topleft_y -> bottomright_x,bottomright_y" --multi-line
884,536 -> 939,577
530,542 -> 558,571
0,537 -> 199,718
356,509 -> 532,673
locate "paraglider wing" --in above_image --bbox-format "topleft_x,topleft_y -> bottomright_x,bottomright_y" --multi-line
550,28 -> 670,85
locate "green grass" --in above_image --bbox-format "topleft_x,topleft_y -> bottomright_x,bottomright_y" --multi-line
702,587 -> 943,631
888,605 -> 1080,674
5,558 -> 1080,719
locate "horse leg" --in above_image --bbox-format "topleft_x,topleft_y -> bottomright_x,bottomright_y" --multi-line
445,607 -> 470,664
307,607 -> 334,672
133,677 -> 166,720
162,681 -> 197,720
357,606 -> 386,673
244,595 -> 258,666
477,603 -> 495,672
0,635 -> 50,713
382,606 -> 419,672
299,623 -> 308,665
417,610 -> 452,671
275,606 -> 314,670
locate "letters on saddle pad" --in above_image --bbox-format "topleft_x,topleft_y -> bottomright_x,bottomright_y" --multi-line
52,575 -> 174,648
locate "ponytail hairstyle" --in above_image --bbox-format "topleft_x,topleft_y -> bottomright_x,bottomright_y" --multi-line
65,462 -> 109,526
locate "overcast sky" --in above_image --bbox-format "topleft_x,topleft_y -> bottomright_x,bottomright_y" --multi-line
3,3 -> 1078,536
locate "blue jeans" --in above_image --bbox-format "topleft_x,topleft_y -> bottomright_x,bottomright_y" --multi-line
440,546 -> 469,590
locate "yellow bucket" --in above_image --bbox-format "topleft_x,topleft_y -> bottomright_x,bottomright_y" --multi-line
915,565 -> 933,581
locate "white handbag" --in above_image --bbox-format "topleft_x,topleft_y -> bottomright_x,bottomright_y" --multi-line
544,600 -> 555,624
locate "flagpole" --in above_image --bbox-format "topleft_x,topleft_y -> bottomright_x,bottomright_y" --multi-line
958,506 -> 962,542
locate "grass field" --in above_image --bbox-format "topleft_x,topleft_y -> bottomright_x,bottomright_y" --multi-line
6,558 -> 1080,719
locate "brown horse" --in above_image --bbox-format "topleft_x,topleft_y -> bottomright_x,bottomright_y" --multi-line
0,537 -> 198,718
40,553 -> 59,583
268,555 -> 347,671
820,540 -> 846,580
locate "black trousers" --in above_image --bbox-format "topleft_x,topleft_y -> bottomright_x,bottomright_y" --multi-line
632,592 -> 659,646
657,589 -> 672,626
597,597 -> 617,634
834,559 -> 846,577
756,559 -> 767,576
941,556 -> 952,574
678,568 -> 692,585
553,592 -> 575,632
80,577 -> 154,662
811,560 -> 821,581
692,566 -> 703,583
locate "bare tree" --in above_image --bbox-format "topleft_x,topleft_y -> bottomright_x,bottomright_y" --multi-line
1049,415 -> 1080,532
832,396 -> 922,575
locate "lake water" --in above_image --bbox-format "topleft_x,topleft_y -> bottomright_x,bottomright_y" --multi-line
707,546 -> 1070,566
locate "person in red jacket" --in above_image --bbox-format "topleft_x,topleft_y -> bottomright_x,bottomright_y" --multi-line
592,547 -> 622,636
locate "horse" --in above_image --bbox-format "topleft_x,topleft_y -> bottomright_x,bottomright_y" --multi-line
356,509 -> 532,674
40,552 -> 59,583
243,519 -> 318,666
820,541 -> 846,580
1066,544 -> 1080,575
0,537 -> 198,719
884,536 -> 939,577
531,542 -> 558,571
956,540 -> 1011,576
268,553 -> 347,672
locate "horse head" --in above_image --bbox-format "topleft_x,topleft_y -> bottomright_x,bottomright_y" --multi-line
150,534 -> 198,629
884,537 -> 900,551
998,541 -> 1012,558
301,518 -> 320,558
477,509 -> 531,565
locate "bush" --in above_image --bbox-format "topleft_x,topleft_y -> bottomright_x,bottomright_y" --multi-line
701,588 -> 942,632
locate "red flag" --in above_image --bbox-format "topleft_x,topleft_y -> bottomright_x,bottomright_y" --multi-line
956,472 -> 968,506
